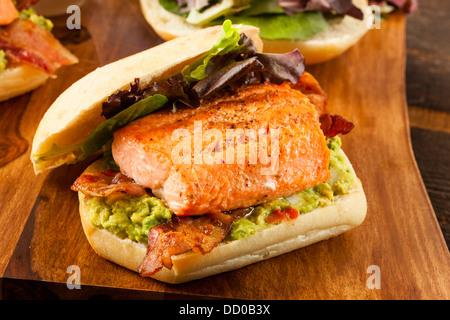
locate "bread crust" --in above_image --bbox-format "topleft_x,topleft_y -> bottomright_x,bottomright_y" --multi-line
0,64 -> 48,102
78,150 -> 367,284
31,25 -> 262,174
139,0 -> 369,65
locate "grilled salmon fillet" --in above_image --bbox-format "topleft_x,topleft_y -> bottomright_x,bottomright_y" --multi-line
112,81 -> 330,216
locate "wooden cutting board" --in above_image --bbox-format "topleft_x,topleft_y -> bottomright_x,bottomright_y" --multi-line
1,1 -> 449,300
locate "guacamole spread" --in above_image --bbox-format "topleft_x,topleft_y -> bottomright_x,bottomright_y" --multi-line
86,194 -> 172,244
227,136 -> 354,241
85,136 -> 354,244
0,50 -> 7,74
19,8 -> 54,31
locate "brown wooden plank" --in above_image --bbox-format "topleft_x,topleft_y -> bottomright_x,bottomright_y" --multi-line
79,0 -> 164,66
408,105 -> 450,247
405,0 -> 450,249
405,0 -> 450,112
410,127 -> 450,248
408,105 -> 450,134
1,1 -> 449,299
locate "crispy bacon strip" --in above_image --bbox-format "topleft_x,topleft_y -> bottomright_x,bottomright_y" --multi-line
319,113 -> 354,139
0,40 -> 51,72
292,73 -> 352,138
291,71 -> 328,115
15,0 -> 39,10
71,169 -> 146,197
138,212 -> 238,276
0,19 -> 78,74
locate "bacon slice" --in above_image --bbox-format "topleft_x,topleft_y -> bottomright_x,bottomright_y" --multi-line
0,19 -> 78,74
319,113 -> 354,139
138,212 -> 238,277
0,41 -> 51,71
292,71 -> 328,115
15,0 -> 39,10
293,73 -> 353,138
71,169 -> 146,197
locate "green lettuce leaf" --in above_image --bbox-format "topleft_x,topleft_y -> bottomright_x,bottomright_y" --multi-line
158,0 -> 188,17
183,19 -> 241,81
236,0 -> 284,16
34,94 -> 168,162
223,11 -> 329,40
79,94 -> 168,160
160,0 -> 330,40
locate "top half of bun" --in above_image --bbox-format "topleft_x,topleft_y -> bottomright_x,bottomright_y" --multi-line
139,0 -> 370,65
31,25 -> 262,174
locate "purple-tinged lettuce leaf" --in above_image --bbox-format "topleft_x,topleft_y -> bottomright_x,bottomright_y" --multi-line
102,20 -> 306,116
101,74 -> 191,119
144,73 -> 191,103
101,78 -> 144,119
256,49 -> 305,85
102,23 -> 306,113
192,33 -> 305,101
369,0 -> 417,13
277,0 -> 364,20
192,56 -> 265,100
174,0 -> 212,13
203,33 -> 257,76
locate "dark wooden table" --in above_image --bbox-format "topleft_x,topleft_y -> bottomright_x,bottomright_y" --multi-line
405,0 -> 450,248
0,0 -> 448,300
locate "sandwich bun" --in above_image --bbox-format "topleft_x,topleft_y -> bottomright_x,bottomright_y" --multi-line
139,0 -> 370,65
0,64 -> 49,102
79,152 -> 366,284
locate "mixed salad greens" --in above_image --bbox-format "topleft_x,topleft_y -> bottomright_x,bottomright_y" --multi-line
159,0 -> 417,40
33,21 -> 305,164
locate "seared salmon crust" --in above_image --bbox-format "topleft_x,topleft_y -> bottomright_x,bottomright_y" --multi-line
112,82 -> 330,216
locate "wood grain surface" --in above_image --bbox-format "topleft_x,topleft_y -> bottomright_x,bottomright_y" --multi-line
405,0 -> 450,249
1,0 -> 449,300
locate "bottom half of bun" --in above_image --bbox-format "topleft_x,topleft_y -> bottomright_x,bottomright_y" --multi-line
0,64 -> 49,102
78,154 -> 367,284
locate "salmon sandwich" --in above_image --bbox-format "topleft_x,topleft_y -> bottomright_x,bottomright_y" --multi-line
140,0 -> 370,64
0,0 -> 78,102
31,22 -> 367,284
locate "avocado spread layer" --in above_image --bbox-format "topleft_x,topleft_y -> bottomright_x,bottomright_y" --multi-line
85,136 -> 354,245
19,8 -> 54,31
0,50 -> 7,74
